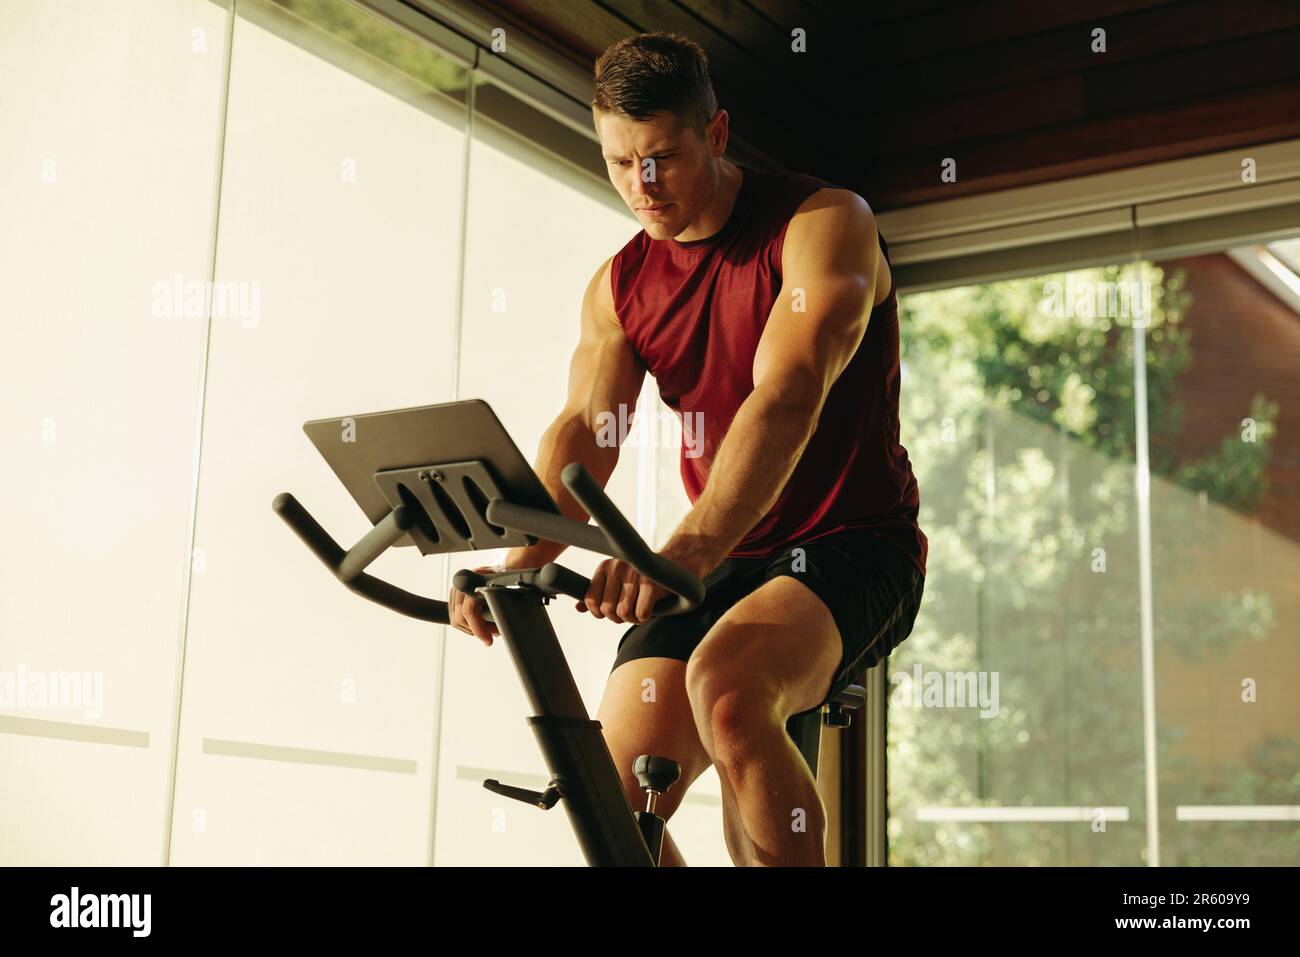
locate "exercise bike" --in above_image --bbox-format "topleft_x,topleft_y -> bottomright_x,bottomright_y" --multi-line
273,399 -> 865,866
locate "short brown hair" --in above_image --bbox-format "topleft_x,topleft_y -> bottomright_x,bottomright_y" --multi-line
592,32 -> 718,133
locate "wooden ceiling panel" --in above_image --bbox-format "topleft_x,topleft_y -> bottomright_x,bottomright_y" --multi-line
869,0 -> 1178,65
854,78 -> 1300,206
869,28 -> 1300,157
891,0 -> 1300,106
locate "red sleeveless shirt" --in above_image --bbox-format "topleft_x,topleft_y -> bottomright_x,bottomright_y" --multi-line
609,166 -> 927,577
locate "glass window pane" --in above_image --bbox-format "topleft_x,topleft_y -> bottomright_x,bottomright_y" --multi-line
0,0 -> 229,865
1141,237 -> 1300,865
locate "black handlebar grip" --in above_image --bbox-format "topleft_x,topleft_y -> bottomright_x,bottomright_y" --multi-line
537,563 -> 592,602
272,492 -> 347,568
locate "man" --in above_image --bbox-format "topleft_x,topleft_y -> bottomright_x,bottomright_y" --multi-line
449,32 -> 927,866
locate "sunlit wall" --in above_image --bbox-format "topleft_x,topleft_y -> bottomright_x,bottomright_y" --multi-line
0,0 -> 229,866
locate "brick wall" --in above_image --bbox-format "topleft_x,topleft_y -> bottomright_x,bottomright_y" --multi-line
1153,251 -> 1300,545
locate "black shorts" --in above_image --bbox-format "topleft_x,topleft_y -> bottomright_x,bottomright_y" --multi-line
609,525 -> 925,714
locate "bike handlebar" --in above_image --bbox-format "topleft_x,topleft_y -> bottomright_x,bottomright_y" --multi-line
273,462 -> 706,625
272,492 -> 451,624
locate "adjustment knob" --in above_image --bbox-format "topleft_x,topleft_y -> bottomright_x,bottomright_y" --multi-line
633,754 -> 681,796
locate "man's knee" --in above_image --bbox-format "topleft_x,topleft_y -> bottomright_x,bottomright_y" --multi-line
685,643 -> 783,766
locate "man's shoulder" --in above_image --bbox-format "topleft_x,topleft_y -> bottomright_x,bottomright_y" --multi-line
606,225 -> 657,313
608,225 -> 651,276
753,167 -> 864,235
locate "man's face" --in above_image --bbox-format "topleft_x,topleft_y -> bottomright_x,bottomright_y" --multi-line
595,108 -> 722,240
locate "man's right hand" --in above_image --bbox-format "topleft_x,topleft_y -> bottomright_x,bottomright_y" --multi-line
448,565 -> 502,647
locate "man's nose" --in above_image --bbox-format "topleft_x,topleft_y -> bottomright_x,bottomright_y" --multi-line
629,165 -> 657,195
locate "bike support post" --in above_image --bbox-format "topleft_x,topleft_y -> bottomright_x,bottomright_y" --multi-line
480,586 -> 656,867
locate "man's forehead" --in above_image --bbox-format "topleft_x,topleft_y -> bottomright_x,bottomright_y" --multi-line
595,110 -> 685,149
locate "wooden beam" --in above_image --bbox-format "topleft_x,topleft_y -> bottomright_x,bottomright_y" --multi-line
849,80 -> 1300,209
870,0 -> 1177,66
886,0 -> 1300,107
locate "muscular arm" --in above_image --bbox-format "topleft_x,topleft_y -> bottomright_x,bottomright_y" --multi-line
659,189 -> 883,574
501,256 -> 646,569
